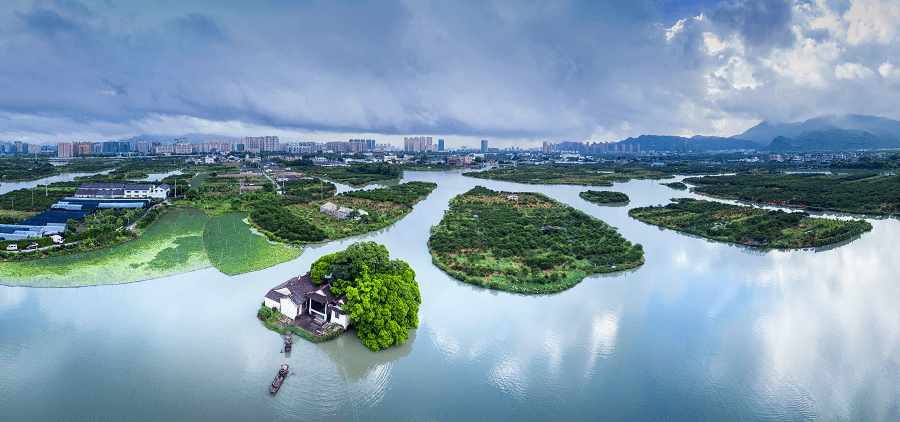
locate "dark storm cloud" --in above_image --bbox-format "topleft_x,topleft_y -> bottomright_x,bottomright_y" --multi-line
1,0 -> 899,146
710,0 -> 794,48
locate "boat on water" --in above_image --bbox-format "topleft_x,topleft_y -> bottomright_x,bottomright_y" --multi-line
269,364 -> 289,394
284,331 -> 292,352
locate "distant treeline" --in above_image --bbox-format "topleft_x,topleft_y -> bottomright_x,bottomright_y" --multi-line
684,173 -> 900,215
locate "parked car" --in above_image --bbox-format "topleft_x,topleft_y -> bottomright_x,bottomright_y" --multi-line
25,243 -> 39,250
50,235 -> 64,244
5,244 -> 18,252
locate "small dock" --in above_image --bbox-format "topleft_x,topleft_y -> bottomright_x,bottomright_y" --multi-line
283,331 -> 292,352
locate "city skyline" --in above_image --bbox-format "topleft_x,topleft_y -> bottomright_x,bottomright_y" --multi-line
1,1 -> 898,149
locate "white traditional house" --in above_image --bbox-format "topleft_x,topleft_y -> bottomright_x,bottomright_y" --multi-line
264,273 -> 316,320
307,285 -> 350,329
264,272 -> 350,329
149,184 -> 170,199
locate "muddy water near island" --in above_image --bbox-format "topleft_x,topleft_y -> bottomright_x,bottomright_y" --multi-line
2,171 -> 900,420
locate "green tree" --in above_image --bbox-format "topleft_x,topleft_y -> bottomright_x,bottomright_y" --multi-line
344,264 -> 421,352
310,253 -> 336,284
330,241 -> 390,294
185,188 -> 201,200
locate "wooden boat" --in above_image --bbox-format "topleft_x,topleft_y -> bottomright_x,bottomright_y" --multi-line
284,331 -> 292,352
269,364 -> 289,394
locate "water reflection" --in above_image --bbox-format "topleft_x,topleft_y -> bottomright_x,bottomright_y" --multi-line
1,170 -> 899,420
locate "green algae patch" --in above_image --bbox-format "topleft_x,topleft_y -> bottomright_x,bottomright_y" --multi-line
0,209 -> 212,287
202,212 -> 301,275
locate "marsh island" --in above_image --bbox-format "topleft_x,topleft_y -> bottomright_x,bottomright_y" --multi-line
429,186 -> 644,294
628,198 -> 872,248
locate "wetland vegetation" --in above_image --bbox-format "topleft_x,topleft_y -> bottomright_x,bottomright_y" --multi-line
291,162 -> 403,186
250,181 -> 437,244
464,163 -> 722,186
662,181 -> 688,190
684,172 -> 900,215
429,186 -> 644,294
628,198 -> 872,248
579,190 -> 629,204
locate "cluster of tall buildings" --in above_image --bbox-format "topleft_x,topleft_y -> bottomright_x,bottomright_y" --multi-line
404,136 -> 445,152
242,136 -> 280,153
57,136 -> 285,157
0,141 -> 32,154
542,141 -> 639,154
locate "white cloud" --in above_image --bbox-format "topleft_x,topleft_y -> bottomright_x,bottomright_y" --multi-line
878,62 -> 900,80
843,0 -> 900,45
835,62 -> 876,80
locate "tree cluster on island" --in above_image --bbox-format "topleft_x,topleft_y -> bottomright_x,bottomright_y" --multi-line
579,190 -> 629,204
310,242 -> 421,352
684,172 -> 900,215
429,186 -> 644,294
628,198 -> 872,248
661,182 -> 687,190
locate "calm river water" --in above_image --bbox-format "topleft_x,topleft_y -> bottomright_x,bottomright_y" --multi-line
2,170 -> 899,421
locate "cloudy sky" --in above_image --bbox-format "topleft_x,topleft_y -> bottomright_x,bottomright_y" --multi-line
1,0 -> 899,148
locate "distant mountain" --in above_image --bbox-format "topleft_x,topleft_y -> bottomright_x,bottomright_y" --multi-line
618,135 -> 760,153
734,114 -> 900,144
765,129 -> 892,152
120,133 -> 236,143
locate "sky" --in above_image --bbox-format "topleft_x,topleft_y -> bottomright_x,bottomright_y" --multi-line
1,0 -> 899,149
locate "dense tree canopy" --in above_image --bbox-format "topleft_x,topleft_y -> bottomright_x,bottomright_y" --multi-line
249,202 -> 327,242
309,241 -> 421,351
429,186 -> 644,294
684,173 -> 900,215
344,263 -> 420,352
629,198 -> 872,248
579,190 -> 629,204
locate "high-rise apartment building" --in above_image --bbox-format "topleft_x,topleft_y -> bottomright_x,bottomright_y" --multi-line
404,136 -> 434,152
438,139 -> 444,151
58,142 -> 73,158
481,140 -> 488,152
242,136 -> 280,152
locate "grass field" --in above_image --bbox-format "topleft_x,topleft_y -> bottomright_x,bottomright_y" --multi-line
189,172 -> 210,189
0,209 -> 212,287
202,212 -> 302,275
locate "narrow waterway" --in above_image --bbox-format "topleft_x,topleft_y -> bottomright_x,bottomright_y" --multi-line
0,170 -> 182,195
1,170 -> 898,421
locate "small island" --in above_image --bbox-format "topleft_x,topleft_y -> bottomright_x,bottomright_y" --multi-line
628,198 -> 872,248
429,186 -> 644,294
661,182 -> 687,190
684,172 -> 900,215
579,190 -> 629,204
259,242 -> 421,351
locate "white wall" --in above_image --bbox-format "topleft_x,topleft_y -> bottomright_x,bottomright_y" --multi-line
264,297 -> 280,311
280,298 -> 299,319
